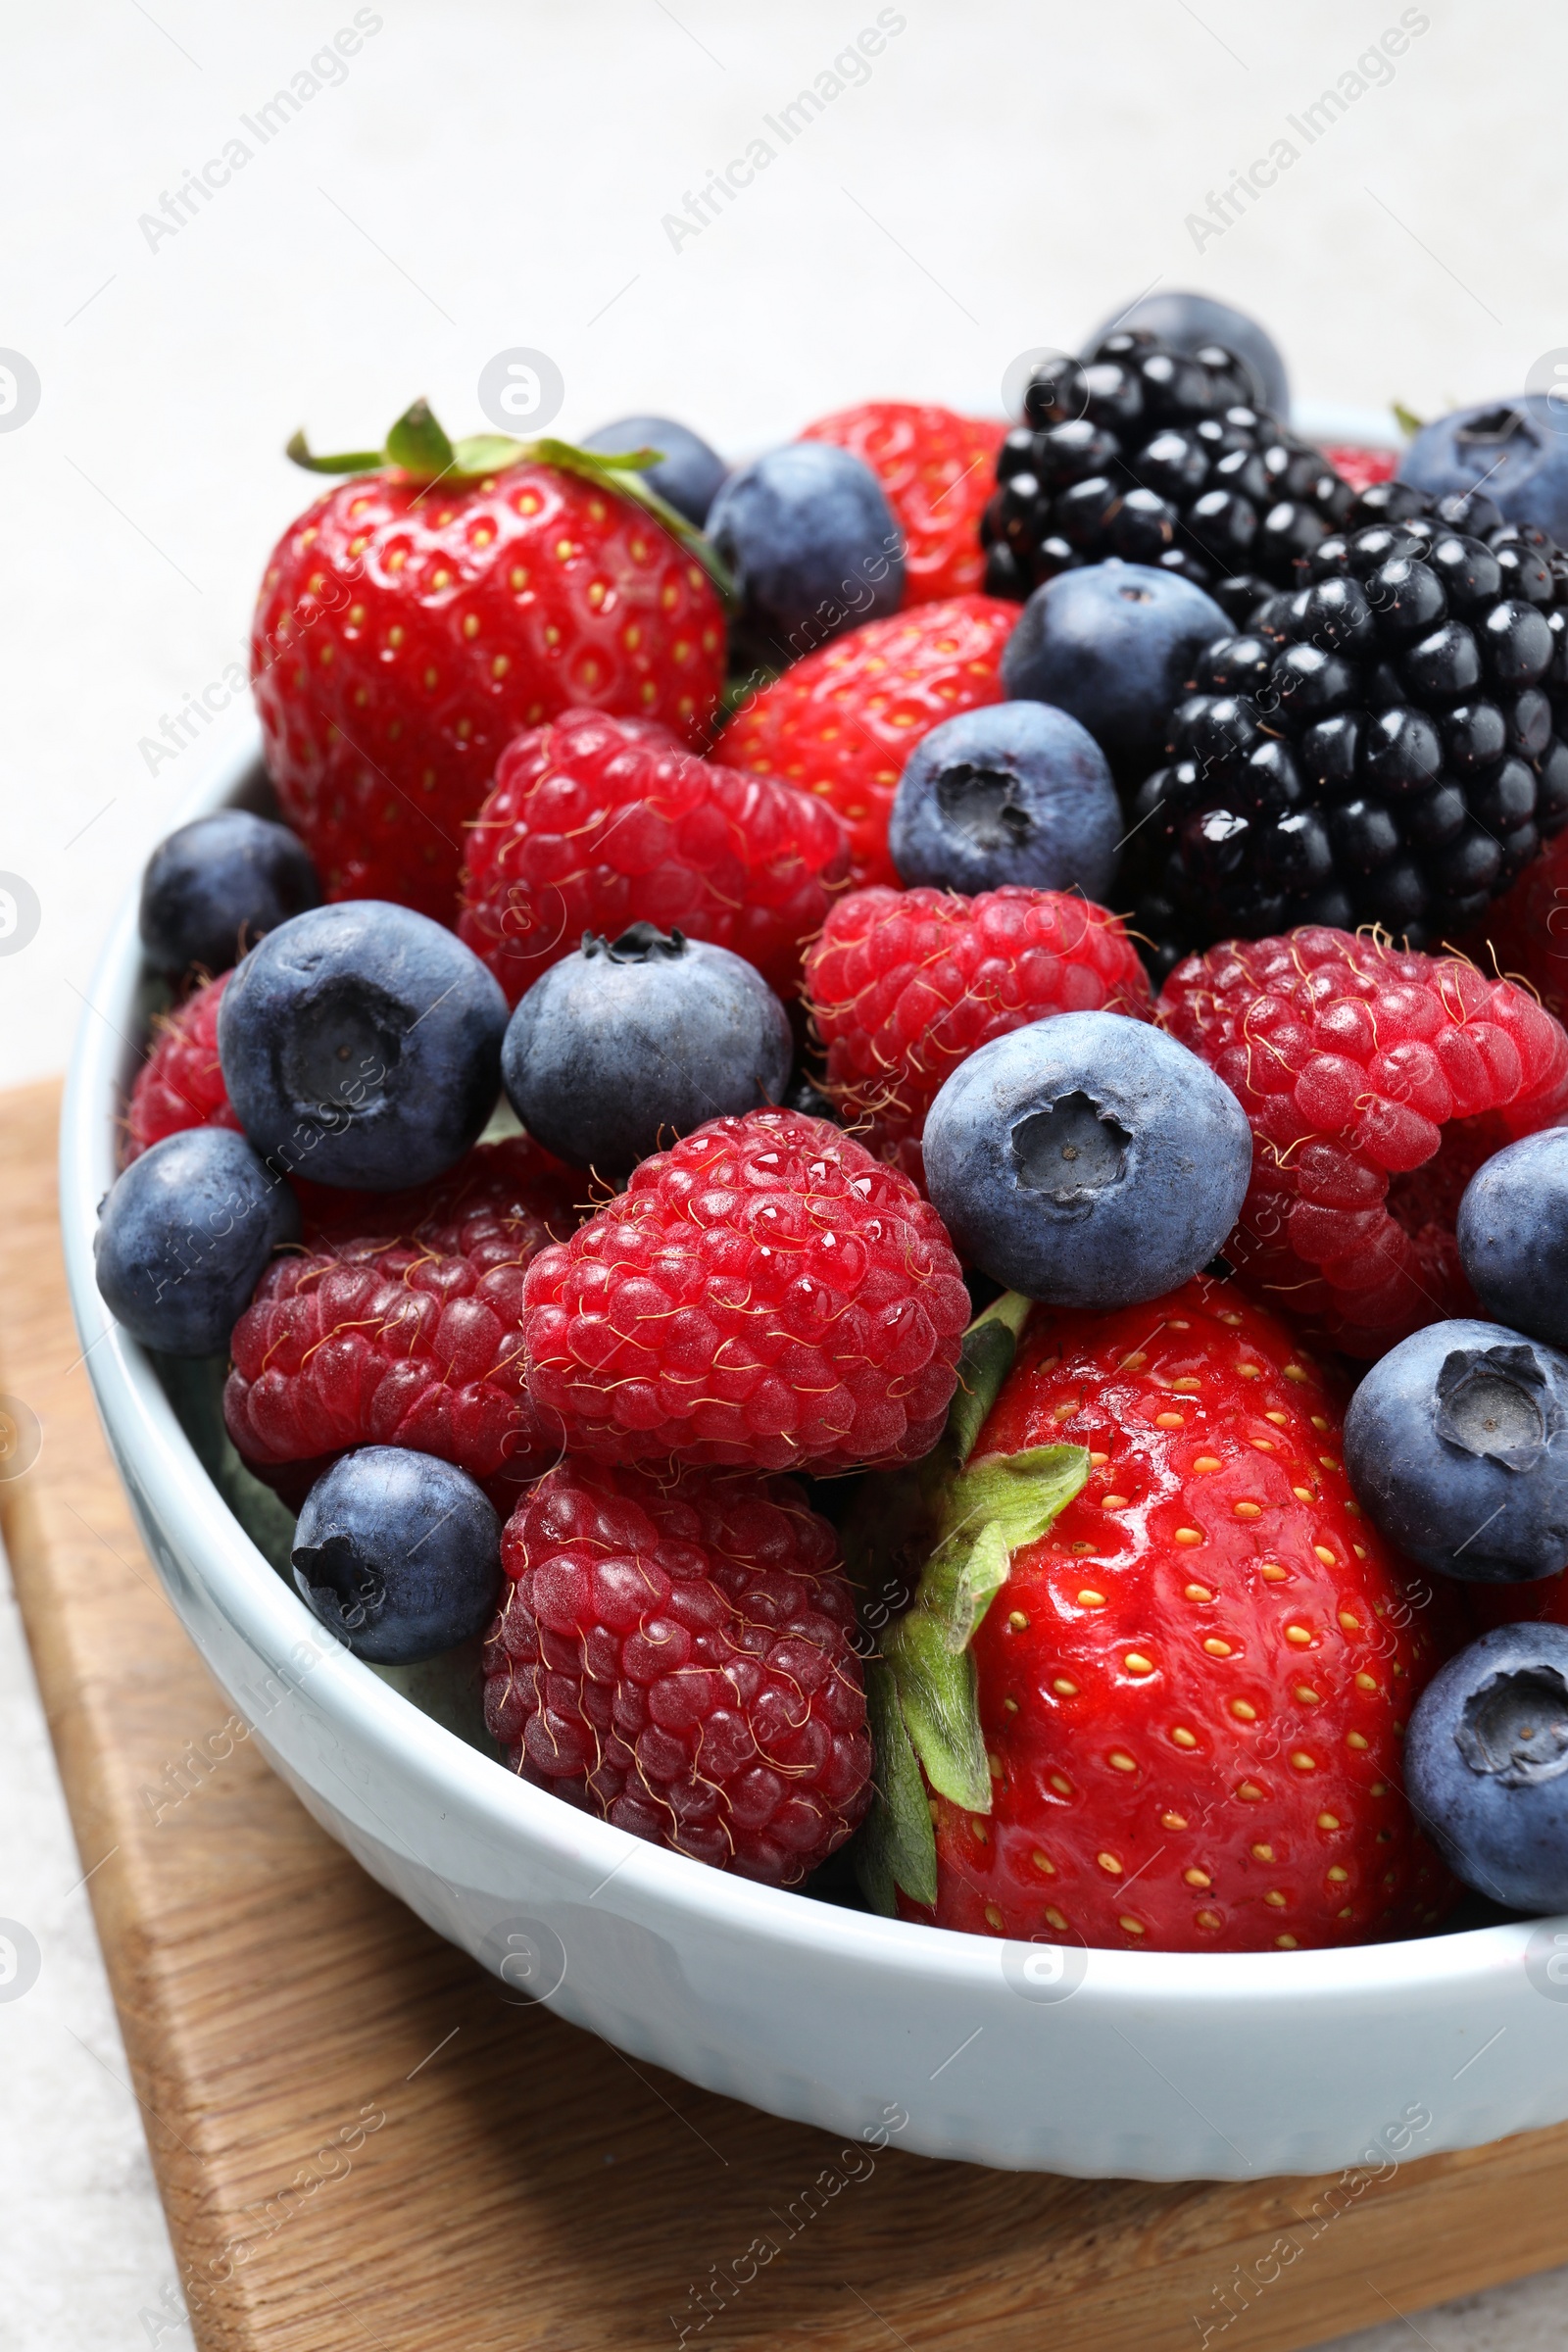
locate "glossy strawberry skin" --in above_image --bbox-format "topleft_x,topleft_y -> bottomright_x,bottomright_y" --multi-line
252,463 -> 726,922
801,403 -> 1008,604
719,595 -> 1017,891
1317,443 -> 1399,494
917,1283 -> 1458,1953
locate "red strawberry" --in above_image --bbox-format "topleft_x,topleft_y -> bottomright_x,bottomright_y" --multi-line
801,403 -> 1007,605
1158,926 -> 1568,1357
224,1136 -> 583,1502
1317,442 -> 1400,494
856,1285 -> 1457,1952
456,707 -> 848,1004
520,1107 -> 970,1474
252,402 -> 727,922
805,884 -> 1152,1186
719,595 -> 1017,891
123,972 -> 241,1163
482,1458 -> 872,1884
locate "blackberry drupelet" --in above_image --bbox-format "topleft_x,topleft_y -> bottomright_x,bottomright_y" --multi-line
1127,484 -> 1568,977
980,328 -> 1350,622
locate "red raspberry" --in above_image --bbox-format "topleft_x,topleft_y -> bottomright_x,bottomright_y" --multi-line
123,973 -> 241,1162
894,1283 -> 1456,1952
224,1137 -> 582,1497
521,1108 -> 970,1473
482,1458 -> 872,1884
1159,927 -> 1568,1356
456,708 -> 849,1004
1464,831 -> 1568,1028
800,403 -> 1007,605
719,595 -> 1016,891
253,450 -> 726,922
805,885 -> 1153,1186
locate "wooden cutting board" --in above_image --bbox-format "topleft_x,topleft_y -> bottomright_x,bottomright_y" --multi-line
8,1071 -> 1568,2352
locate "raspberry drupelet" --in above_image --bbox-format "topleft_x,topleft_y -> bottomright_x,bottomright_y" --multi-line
483,1458 -> 872,1883
520,1108 -> 971,1473
805,884 -> 1153,1186
1159,925 -> 1568,1356
457,707 -> 849,1005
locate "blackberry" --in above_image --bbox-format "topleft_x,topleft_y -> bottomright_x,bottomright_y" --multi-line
980,329 -> 1351,622
1128,485 -> 1568,977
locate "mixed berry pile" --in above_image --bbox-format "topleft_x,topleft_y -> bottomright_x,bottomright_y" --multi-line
94,306 -> 1568,1943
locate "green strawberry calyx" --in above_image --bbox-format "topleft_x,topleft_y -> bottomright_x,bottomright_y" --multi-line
285,398 -> 735,605
851,1293 -> 1089,1917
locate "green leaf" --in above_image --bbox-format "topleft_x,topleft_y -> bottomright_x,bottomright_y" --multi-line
285,427 -> 387,476
449,432 -> 529,477
1392,401 -> 1425,438
949,1518 -> 1014,1655
385,397 -> 458,481
948,1290 -> 1034,1467
941,1446 -> 1093,1624
279,406 -> 733,606
855,1660 -> 937,1915
884,1609 -> 991,1812
525,435 -> 737,607
570,443 -> 664,473
839,1291 -> 1035,1611
882,1443 -> 1089,1810
846,1295 -> 1087,1909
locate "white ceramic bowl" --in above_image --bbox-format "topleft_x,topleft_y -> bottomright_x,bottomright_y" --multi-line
61,722 -> 1568,2182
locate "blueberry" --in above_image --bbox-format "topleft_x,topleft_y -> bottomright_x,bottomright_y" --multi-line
706,443 -> 904,664
1344,1318 -> 1568,1583
920,1010 -> 1252,1307
1406,1624 -> 1568,1912
579,413 -> 726,528
138,810 -> 320,979
1458,1132 -> 1568,1349
291,1447 -> 501,1664
1083,291 -> 1290,416
887,701 -> 1121,900
93,1127 -> 299,1355
501,923 -> 792,1177
217,902 -> 508,1191
1000,561 -> 1231,785
1399,398 -> 1568,542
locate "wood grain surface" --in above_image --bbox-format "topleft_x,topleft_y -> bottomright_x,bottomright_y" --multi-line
8,1072 -> 1568,2352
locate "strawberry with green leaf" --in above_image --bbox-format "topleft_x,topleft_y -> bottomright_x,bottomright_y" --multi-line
854,1282 -> 1458,1952
252,400 -> 729,921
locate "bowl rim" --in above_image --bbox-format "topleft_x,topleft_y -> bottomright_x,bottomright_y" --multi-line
58,711 -> 1552,2010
